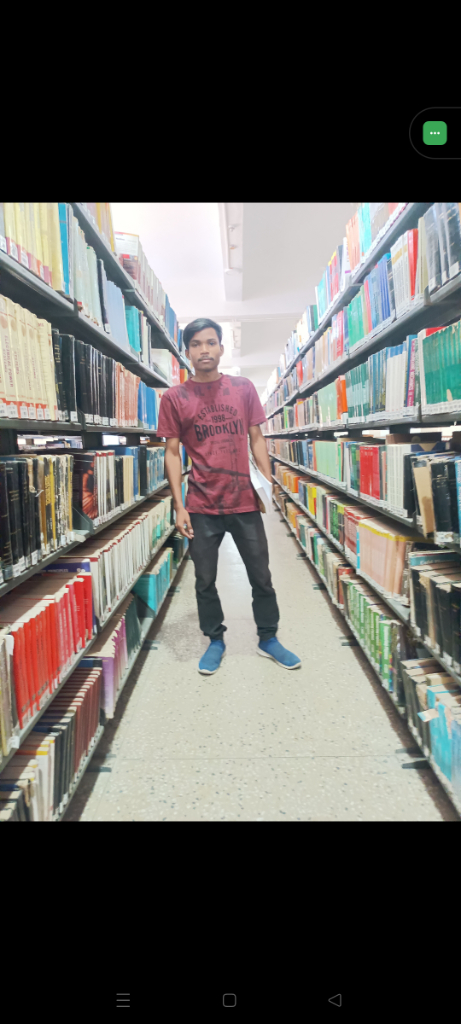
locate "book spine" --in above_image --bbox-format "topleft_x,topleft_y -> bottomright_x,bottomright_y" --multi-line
58,203 -> 70,296
0,463 -> 13,580
37,204 -> 50,285
60,335 -> 78,423
26,310 -> 47,419
0,295 -> 20,417
5,298 -> 28,420
4,201 -> 20,264
5,461 -> 25,574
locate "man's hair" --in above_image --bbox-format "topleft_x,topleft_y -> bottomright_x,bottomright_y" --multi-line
183,318 -> 223,351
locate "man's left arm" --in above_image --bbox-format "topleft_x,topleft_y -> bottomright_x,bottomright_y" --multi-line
249,424 -> 272,484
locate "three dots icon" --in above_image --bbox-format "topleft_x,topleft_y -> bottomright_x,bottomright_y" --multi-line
422,121 -> 447,145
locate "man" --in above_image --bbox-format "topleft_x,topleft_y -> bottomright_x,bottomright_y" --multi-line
157,318 -> 301,675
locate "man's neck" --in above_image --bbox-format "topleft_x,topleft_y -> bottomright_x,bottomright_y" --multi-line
190,370 -> 223,384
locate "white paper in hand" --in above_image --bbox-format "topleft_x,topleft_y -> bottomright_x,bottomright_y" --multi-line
249,461 -> 273,513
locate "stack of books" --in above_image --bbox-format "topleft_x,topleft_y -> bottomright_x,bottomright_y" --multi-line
345,204 -> 403,273
315,241 -> 350,322
1,203 -> 65,289
134,546 -> 174,616
139,445 -> 165,495
355,516 -> 420,604
40,494 -> 173,629
0,570 -> 94,731
0,298 -> 165,428
345,335 -> 420,422
80,203 -> 116,251
114,231 -> 180,347
150,349 -> 180,386
401,657 -> 461,783
0,295 -> 59,422
0,453 -> 74,582
0,662 -> 103,821
88,592 -> 141,719
342,575 -> 416,694
419,319 -> 461,415
409,549 -> 461,669
420,203 -> 461,295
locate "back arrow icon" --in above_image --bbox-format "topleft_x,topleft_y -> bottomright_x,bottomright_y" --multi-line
328,994 -> 342,1007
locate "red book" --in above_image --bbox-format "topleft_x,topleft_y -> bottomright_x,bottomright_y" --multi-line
338,377 -> 347,416
42,603 -> 53,701
359,447 -> 368,495
67,581 -> 79,654
371,446 -> 381,500
407,229 -> 418,297
10,623 -> 27,729
26,615 -> 39,718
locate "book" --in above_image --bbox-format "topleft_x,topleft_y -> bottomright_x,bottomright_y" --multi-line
60,335 -> 78,424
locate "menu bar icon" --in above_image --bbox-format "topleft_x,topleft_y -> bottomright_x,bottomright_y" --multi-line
116,994 -> 130,1008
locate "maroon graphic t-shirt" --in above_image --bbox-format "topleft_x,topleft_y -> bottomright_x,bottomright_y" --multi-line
157,374 -> 268,515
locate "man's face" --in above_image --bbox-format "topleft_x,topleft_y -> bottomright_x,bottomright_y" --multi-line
186,328 -> 223,372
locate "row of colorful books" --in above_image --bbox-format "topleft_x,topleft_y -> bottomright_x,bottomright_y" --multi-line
267,334 -> 421,430
315,203 -> 405,325
346,204 -> 404,275
79,203 -> 116,253
273,455 -> 461,638
0,294 -> 172,426
0,489 -> 178,749
273,465 -> 417,605
86,591 -> 143,723
0,520 -> 191,819
0,657 -> 103,821
0,203 -> 67,289
274,484 -> 461,808
269,433 -> 461,529
0,203 -> 183,364
0,444 -> 173,582
401,658 -> 461,798
114,230 -> 182,350
264,203 -> 461,416
274,484 -> 417,686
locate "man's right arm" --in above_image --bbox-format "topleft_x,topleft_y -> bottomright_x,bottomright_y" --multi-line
164,437 -> 194,539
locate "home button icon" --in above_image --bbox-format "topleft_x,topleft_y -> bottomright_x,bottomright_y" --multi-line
223,993 -> 237,1007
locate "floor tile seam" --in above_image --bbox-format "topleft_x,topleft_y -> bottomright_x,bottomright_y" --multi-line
104,752 -> 414,762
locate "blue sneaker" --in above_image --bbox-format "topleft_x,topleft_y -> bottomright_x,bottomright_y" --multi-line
257,637 -> 301,670
198,639 -> 226,675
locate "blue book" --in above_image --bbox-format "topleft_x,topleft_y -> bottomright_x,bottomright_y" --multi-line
58,203 -> 70,296
452,717 -> 461,806
382,255 -> 391,320
373,264 -> 382,324
373,266 -> 381,327
125,305 -> 141,352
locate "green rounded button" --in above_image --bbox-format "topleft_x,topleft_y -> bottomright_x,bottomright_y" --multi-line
423,121 -> 447,145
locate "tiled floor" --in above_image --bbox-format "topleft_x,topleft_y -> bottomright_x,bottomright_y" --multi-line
63,509 -> 459,822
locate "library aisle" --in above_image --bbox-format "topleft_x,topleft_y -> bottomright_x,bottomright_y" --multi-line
64,509 -> 457,822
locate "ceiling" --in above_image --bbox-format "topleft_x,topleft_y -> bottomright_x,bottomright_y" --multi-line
111,202 -> 358,393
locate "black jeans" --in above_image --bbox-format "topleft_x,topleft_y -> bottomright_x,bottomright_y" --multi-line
188,511 -> 280,642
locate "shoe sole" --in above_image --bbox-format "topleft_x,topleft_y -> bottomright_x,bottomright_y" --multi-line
257,648 -> 301,670
198,649 -> 226,675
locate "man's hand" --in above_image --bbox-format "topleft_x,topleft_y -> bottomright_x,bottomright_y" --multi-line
175,505 -> 194,539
